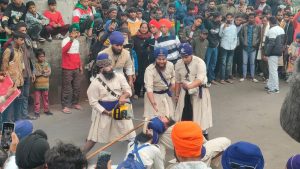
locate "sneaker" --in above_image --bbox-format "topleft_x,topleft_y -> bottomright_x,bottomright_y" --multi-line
133,95 -> 139,100
62,107 -> 72,114
211,80 -> 218,85
219,80 -> 226,84
239,78 -> 245,82
55,33 -> 64,40
268,89 -> 280,94
264,86 -> 269,91
45,111 -> 53,115
34,112 -> 40,118
24,115 -> 37,120
252,78 -> 259,83
72,104 -> 83,110
206,83 -> 211,88
32,41 -> 38,48
46,35 -> 52,42
225,79 -> 234,84
38,37 -> 46,42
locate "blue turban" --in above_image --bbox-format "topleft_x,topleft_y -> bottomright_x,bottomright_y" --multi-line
222,141 -> 264,169
104,20 -> 118,32
15,120 -> 33,140
96,53 -> 112,68
148,117 -> 166,144
153,47 -> 168,58
109,31 -> 124,45
179,43 -> 193,57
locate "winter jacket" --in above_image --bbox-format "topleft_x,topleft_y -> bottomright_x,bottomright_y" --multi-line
264,25 -> 285,57
175,0 -> 187,22
72,2 -> 94,30
2,3 -> 26,29
25,12 -> 49,29
205,19 -> 221,48
240,23 -> 261,50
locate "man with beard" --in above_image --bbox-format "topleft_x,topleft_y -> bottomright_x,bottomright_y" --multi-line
174,43 -> 212,139
82,53 -> 135,154
218,0 -> 237,16
144,47 -> 175,120
98,31 -> 134,87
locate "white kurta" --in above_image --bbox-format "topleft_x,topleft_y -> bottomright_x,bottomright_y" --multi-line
174,56 -> 213,130
144,62 -> 175,119
87,73 -> 136,143
124,142 -> 164,169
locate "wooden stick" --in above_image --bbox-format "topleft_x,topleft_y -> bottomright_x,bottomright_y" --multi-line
86,122 -> 144,160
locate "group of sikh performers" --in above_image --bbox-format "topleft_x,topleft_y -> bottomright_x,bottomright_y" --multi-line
81,31 -> 230,167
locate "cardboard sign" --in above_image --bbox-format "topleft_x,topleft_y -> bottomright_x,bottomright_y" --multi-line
0,76 -> 21,113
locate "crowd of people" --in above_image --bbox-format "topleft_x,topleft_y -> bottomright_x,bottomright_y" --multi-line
0,0 -> 300,168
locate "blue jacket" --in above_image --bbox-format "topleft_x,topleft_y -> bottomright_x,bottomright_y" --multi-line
175,0 -> 187,22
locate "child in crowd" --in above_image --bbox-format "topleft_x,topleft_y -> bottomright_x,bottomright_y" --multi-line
191,29 -> 209,60
287,33 -> 300,80
43,0 -> 70,40
33,49 -> 52,118
127,7 -> 142,36
25,1 -> 49,42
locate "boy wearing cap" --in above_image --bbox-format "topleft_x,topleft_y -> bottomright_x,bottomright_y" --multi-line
61,25 -> 83,114
144,47 -> 175,119
191,29 -> 209,60
174,43 -> 212,136
43,0 -> 70,40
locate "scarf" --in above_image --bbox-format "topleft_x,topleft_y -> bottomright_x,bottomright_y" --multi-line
136,30 -> 152,40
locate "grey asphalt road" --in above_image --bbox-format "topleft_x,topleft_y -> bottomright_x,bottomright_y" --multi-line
32,79 -> 300,169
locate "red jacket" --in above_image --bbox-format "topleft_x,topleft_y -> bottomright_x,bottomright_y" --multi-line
43,10 -> 65,27
61,37 -> 81,70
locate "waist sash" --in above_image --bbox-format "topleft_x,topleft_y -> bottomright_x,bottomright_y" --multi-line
98,100 -> 119,111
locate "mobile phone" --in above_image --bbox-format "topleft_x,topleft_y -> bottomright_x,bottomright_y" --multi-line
111,19 -> 116,24
96,151 -> 111,169
1,122 -> 15,150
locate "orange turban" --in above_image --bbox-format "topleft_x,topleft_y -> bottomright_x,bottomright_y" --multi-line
171,121 -> 203,158
158,19 -> 172,29
149,19 -> 161,29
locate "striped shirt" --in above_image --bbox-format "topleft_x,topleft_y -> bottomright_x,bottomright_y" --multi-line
154,35 -> 181,61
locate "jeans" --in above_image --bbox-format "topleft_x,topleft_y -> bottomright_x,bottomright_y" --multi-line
267,56 -> 279,90
34,90 -> 49,113
233,45 -> 243,77
19,77 -> 30,118
205,47 -> 218,82
242,50 -> 256,78
220,48 -> 234,80
28,24 -> 43,40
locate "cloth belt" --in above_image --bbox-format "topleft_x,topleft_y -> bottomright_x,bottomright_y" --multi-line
98,100 -> 119,111
153,89 -> 172,97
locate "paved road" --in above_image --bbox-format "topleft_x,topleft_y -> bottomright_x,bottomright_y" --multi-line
32,79 -> 300,169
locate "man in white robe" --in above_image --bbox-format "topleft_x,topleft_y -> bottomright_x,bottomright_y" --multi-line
82,53 -> 136,154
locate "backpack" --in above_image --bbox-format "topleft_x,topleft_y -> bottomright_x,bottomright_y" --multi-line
117,142 -> 149,169
0,41 -> 14,69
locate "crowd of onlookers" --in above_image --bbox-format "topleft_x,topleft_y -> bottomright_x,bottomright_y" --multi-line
0,0 -> 300,168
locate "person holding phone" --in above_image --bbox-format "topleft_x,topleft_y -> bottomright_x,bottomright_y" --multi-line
0,72 -> 16,104
219,13 -> 238,84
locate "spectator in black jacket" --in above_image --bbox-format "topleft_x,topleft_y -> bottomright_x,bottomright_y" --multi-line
264,16 -> 285,94
2,0 -> 26,35
204,12 -> 222,86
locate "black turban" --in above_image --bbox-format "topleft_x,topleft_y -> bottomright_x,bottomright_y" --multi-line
16,130 -> 50,169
